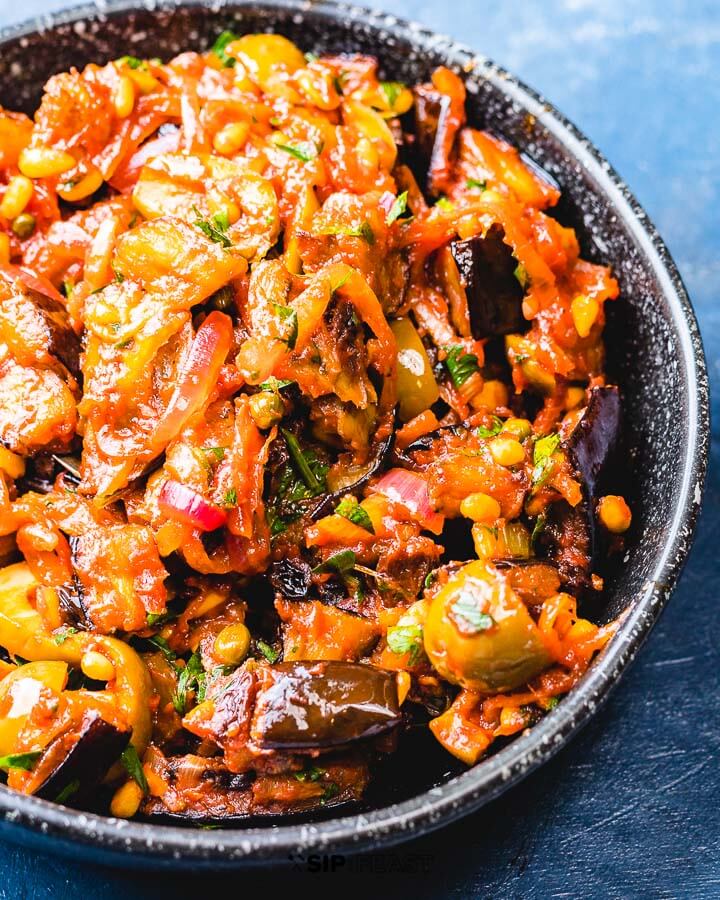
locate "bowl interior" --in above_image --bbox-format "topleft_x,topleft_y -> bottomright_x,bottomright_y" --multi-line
0,0 -> 708,861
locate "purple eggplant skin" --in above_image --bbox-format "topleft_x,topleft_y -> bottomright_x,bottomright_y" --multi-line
543,386 -> 622,590
566,386 -> 621,503
252,661 -> 401,750
395,423 -> 467,466
306,418 -> 396,520
450,225 -> 528,339
34,712 -> 130,804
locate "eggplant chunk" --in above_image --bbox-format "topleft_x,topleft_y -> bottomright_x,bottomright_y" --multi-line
544,386 -> 621,589
0,290 -> 80,377
34,712 -> 130,804
450,225 -> 528,339
306,418 -> 395,520
252,661 -> 401,750
566,386 -> 621,502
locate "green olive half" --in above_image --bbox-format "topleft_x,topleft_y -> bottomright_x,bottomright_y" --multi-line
423,561 -> 552,692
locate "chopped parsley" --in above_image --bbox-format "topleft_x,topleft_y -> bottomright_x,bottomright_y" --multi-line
466,178 -> 488,191
118,55 -> 144,69
53,627 -> 78,646
335,496 -> 374,533
276,141 -> 318,162
121,745 -> 149,793
258,377 -> 294,392
294,765 -> 325,782
256,640 -> 280,664
380,81 -> 405,108
477,416 -> 503,439
281,429 -> 326,495
385,190 -> 409,225
312,549 -> 357,575
192,206 -> 232,248
0,751 -> 42,772
55,780 -> 81,804
211,30 -> 238,67
147,635 -> 176,662
532,433 -> 561,487
172,650 -> 205,716
272,303 -> 298,350
531,513 -> 546,548
202,446 -> 227,462
223,488 -> 238,508
449,593 -> 495,635
387,623 -> 424,665
514,262 -> 529,290
269,433 -> 328,535
319,221 -> 375,245
444,345 -> 479,388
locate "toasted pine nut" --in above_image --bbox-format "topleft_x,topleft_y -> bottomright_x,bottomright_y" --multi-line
113,76 -> 136,118
0,175 -> 33,219
18,146 -> 75,179
213,121 -> 250,156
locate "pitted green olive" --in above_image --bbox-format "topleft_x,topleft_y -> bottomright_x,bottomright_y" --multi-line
423,560 -> 552,692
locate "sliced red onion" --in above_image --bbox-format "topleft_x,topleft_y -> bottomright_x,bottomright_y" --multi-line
370,468 -> 443,533
158,479 -> 227,532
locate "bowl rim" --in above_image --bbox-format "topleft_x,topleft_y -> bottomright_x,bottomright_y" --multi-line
0,0 -> 710,866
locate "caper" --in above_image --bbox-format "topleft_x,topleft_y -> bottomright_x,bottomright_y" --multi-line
11,213 -> 36,239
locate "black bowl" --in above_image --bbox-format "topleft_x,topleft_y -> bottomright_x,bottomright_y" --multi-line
0,0 -> 709,868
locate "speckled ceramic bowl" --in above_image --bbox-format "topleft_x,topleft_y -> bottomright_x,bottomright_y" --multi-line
0,0 -> 709,868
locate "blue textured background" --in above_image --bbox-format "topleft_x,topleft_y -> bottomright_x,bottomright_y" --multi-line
0,1 -> 718,897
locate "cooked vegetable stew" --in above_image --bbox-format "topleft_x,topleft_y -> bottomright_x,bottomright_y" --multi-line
0,33 -> 630,821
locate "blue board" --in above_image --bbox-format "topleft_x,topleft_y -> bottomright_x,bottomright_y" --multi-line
0,0 -> 718,896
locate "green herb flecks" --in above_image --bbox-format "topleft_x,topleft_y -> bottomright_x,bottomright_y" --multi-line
258,377 -> 294,392
335,496 -> 374,533
531,512 -> 546,548
55,780 -> 81,804
444,345 -> 479,388
466,178 -> 487,191
272,303 -> 298,350
385,190 -> 409,225
380,81 -> 405,109
449,592 -> 495,635
172,650 -> 205,716
281,429 -> 325,494
476,416 -> 503,438
0,751 -> 42,772
192,206 -> 232,248
147,635 -> 176,662
318,221 -> 375,245
211,30 -> 238,67
118,55 -> 144,69
387,623 -> 424,666
312,549 -> 357,575
532,433 -> 561,487
121,745 -> 149,793
202,446 -> 227,462
514,262 -> 529,290
276,141 -> 319,162
53,627 -> 78,646
294,765 -> 325,783
256,640 -> 280,664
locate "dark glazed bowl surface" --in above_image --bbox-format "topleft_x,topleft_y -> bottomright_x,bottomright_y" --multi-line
0,0 -> 709,868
